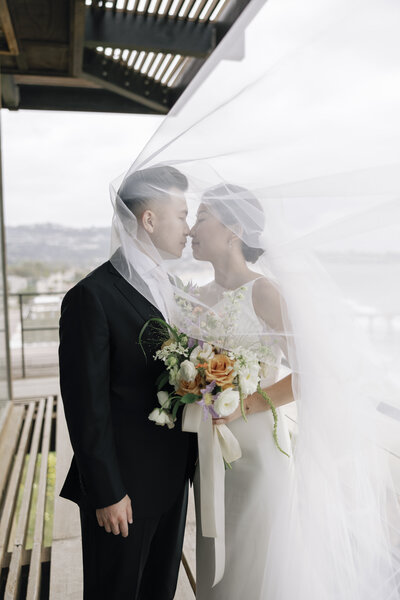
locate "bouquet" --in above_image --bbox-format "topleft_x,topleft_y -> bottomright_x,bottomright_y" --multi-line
139,317 -> 288,456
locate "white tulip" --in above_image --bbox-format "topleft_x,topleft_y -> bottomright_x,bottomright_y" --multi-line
157,391 -> 171,409
178,359 -> 197,383
148,408 -> 175,429
214,389 -> 240,417
190,343 -> 214,365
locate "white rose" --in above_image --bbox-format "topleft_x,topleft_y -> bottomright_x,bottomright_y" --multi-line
214,389 -> 240,417
190,343 -> 214,364
157,391 -> 171,409
148,408 -> 175,429
178,360 -> 197,383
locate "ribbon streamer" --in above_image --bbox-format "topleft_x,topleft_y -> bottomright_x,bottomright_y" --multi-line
182,403 -> 242,586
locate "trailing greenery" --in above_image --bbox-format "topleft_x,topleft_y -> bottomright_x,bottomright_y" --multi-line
257,384 -> 290,457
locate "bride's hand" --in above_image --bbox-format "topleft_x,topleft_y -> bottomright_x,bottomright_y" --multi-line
212,402 -> 249,426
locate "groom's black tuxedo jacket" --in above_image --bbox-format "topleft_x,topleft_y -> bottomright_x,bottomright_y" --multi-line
58,259 -> 197,516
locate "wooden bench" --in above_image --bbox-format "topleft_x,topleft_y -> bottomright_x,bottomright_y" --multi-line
0,397 -> 54,599
0,395 -> 196,599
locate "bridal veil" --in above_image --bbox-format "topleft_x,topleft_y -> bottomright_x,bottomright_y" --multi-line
109,0 -> 400,597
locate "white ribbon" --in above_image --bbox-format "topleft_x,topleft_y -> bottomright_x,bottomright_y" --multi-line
182,403 -> 242,586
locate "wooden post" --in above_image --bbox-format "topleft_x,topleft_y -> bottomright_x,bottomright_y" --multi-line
0,60 -> 13,401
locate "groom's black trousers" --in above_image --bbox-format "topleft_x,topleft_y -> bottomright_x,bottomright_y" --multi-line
79,482 -> 188,600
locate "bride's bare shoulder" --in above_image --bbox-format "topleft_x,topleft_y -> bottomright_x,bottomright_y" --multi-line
252,276 -> 280,301
252,276 -> 284,327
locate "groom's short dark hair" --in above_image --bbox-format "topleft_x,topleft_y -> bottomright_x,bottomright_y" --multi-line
118,165 -> 188,218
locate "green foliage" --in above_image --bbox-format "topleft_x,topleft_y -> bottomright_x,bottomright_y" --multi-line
156,372 -> 170,391
138,317 -> 174,361
172,400 -> 181,421
8,261 -> 68,279
257,384 -> 290,458
180,393 -> 201,404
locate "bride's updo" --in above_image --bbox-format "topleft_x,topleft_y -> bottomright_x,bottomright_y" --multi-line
201,184 -> 265,264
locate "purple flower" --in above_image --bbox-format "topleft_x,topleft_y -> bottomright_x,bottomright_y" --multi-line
187,337 -> 196,349
201,380 -> 216,395
196,380 -> 220,420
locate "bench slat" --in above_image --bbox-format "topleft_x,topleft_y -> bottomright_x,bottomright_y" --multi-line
0,405 -> 25,506
26,396 -> 54,600
5,398 -> 45,600
0,402 -> 35,570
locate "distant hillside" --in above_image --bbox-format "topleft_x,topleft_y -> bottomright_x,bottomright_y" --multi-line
6,223 -> 400,269
6,223 -> 110,268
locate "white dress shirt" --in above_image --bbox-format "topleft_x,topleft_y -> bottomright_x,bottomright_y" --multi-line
125,244 -> 172,322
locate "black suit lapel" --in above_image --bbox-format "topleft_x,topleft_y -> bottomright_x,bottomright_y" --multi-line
107,261 -> 164,323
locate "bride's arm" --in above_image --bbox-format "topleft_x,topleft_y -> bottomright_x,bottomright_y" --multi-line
213,374 -> 294,424
247,373 -> 293,413
252,277 -> 289,358
252,277 -> 294,408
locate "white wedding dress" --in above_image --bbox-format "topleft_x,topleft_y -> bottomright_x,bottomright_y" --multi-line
194,277 -> 293,600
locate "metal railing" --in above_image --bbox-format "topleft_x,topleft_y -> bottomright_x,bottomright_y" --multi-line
9,291 -> 66,379
8,290 -> 400,379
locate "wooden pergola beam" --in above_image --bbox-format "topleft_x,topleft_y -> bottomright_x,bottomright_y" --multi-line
0,74 -> 20,109
0,0 -> 19,55
9,84 -> 164,114
82,48 -> 171,113
13,74 -> 100,88
69,0 -> 86,77
85,9 -> 217,58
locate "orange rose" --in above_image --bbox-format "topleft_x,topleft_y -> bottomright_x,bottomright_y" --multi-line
176,374 -> 203,397
205,354 -> 235,390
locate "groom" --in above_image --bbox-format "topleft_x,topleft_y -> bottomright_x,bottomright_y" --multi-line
58,166 -> 197,599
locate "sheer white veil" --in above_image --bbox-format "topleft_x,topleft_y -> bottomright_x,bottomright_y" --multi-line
109,0 -> 400,596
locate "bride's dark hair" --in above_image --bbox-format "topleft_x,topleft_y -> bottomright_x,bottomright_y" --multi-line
201,183 -> 265,264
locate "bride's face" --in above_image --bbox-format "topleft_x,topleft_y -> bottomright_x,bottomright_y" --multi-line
190,203 -> 233,262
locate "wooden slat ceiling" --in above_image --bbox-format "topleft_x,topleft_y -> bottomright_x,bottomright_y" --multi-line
0,0 -> 250,114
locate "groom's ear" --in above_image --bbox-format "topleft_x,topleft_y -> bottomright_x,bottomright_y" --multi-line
142,208 -> 156,233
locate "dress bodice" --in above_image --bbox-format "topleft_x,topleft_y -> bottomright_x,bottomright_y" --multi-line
198,278 -> 283,385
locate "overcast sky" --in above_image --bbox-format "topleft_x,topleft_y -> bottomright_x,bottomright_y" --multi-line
0,0 -> 347,230
2,0 -> 399,258
1,109 -> 163,228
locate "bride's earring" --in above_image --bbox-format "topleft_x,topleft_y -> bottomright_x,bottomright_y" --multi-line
228,239 -> 233,248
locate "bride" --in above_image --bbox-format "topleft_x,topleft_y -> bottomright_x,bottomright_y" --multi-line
190,183 -> 294,599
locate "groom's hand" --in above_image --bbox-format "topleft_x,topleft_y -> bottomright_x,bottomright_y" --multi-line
96,494 -> 133,537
